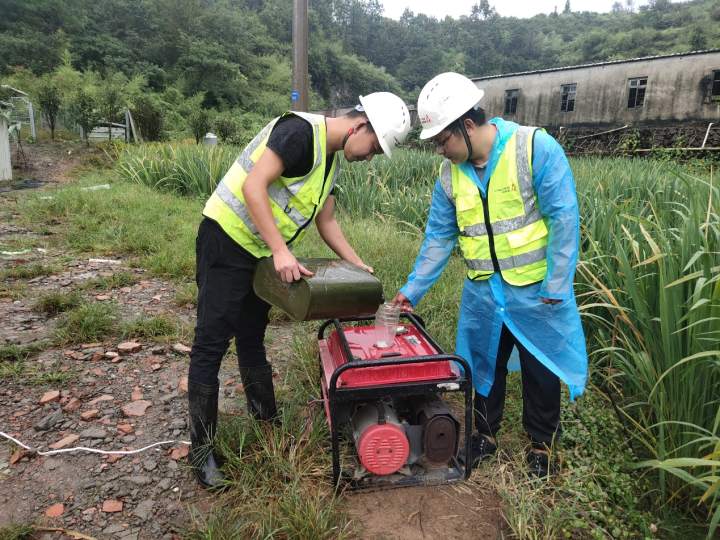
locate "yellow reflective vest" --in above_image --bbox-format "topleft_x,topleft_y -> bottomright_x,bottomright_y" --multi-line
203,112 -> 339,258
439,126 -> 548,285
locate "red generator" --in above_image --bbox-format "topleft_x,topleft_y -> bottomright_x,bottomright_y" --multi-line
318,313 -> 472,490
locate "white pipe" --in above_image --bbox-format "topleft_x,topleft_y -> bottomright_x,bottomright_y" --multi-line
701,122 -> 714,149
1,430 -> 189,457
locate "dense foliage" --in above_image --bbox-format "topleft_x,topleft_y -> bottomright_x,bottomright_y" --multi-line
2,0 -> 720,108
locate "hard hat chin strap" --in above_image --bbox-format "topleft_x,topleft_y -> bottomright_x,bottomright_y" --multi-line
459,121 -> 473,162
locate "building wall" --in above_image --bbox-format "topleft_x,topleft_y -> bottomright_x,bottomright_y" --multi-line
474,52 -> 720,128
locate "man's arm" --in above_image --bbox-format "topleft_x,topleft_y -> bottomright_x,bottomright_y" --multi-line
394,179 -> 459,309
241,147 -> 313,282
532,131 -> 580,302
315,195 -> 373,272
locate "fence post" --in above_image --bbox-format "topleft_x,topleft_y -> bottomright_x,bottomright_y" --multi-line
27,101 -> 36,140
0,116 -> 12,181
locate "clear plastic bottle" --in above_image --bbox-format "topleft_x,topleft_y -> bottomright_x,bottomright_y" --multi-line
374,302 -> 401,348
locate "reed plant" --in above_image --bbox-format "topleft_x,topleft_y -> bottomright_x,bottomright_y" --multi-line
573,158 -> 719,533
116,142 -> 238,197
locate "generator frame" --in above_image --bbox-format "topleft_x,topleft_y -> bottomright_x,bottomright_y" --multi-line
318,313 -> 473,490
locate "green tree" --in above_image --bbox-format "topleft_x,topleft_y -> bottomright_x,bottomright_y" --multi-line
67,88 -> 100,146
37,77 -> 62,139
98,76 -> 126,141
188,108 -> 210,144
130,94 -> 164,142
563,0 -> 572,14
690,26 -> 708,50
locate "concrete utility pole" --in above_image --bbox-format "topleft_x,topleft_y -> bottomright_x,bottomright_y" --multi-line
0,116 -> 11,181
292,0 -> 309,112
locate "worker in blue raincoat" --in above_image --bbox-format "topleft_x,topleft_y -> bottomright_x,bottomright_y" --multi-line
393,72 -> 588,477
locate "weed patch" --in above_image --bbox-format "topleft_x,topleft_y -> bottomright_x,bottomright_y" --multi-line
0,342 -> 47,363
0,263 -> 59,280
54,302 -> 119,344
82,270 -> 139,291
0,359 -> 75,386
173,281 -> 197,307
0,524 -> 34,540
186,327 -> 352,539
33,291 -> 82,315
120,314 -> 188,341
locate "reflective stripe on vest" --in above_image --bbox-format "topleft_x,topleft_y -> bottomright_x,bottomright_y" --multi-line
202,112 -> 339,258
446,126 -> 549,286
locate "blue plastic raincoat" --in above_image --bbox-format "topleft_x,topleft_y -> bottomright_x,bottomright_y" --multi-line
399,118 -> 588,400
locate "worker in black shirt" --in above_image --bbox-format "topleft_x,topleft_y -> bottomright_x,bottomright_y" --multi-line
189,93 -> 411,489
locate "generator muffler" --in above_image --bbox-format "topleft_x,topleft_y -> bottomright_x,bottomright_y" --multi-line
410,396 -> 460,464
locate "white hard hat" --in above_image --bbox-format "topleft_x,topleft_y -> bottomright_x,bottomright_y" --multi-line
358,92 -> 411,157
417,72 -> 485,140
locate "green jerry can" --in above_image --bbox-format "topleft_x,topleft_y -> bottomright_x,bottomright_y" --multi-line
252,258 -> 384,321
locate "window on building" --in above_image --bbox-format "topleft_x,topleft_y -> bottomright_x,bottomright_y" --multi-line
504,89 -> 519,115
627,77 -> 647,109
712,70 -> 720,98
561,83 -> 577,112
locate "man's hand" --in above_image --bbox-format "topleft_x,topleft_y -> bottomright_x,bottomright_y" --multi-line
273,248 -> 314,283
392,292 -> 414,313
353,261 -> 374,274
540,297 -> 562,305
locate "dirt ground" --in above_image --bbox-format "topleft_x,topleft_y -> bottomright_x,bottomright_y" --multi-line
0,143 -> 504,539
346,483 -> 503,540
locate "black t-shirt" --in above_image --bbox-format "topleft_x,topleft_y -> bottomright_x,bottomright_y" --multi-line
265,115 -> 335,183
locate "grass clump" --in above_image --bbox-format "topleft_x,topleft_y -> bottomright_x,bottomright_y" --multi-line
495,386 -> 656,539
173,281 -> 197,307
0,342 -> 46,363
0,281 -> 27,301
82,270 -> 138,291
54,302 -> 119,344
33,291 -> 82,315
0,523 -> 34,540
0,263 -> 59,280
0,359 -> 75,386
187,328 -> 351,539
120,314 -> 188,341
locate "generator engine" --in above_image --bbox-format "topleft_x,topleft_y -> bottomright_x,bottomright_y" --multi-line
318,314 -> 472,490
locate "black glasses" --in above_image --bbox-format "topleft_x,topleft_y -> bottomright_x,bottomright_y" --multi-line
433,132 -> 452,150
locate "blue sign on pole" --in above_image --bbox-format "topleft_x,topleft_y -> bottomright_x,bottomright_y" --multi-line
291,90 -> 300,102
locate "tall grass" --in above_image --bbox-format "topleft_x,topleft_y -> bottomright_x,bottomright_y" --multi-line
116,144 -> 439,227
116,143 -> 238,197
573,158 -> 720,533
187,328 -> 353,539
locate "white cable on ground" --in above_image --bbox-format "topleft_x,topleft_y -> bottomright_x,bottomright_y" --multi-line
1,430 -> 190,457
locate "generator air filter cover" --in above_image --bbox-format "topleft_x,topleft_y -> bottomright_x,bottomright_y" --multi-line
357,423 -> 410,475
352,402 -> 410,475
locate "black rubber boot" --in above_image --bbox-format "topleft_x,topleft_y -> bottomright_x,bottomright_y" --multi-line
188,380 -> 227,490
239,364 -> 278,421
458,433 -> 497,470
527,448 -> 557,479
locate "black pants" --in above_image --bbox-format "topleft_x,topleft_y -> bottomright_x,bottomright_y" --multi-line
189,218 -> 271,386
474,325 -> 561,448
